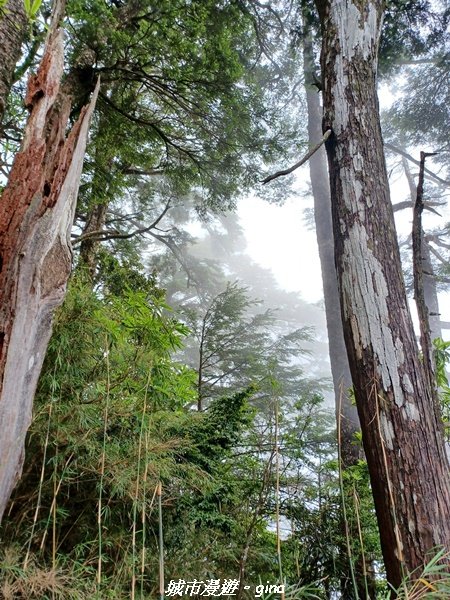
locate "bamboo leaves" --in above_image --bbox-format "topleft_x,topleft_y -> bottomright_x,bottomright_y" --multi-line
23,0 -> 42,20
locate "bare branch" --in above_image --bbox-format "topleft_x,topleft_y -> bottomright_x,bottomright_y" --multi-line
426,235 -> 450,251
392,200 -> 443,216
262,129 -> 332,184
385,142 -> 450,187
427,244 -> 448,266
72,199 -> 171,245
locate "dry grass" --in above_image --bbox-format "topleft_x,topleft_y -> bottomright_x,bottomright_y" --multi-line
0,546 -> 94,599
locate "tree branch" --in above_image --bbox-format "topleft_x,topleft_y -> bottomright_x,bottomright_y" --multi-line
385,142 -> 450,187
392,200 -> 443,216
262,129 -> 332,184
72,199 -> 171,245
426,235 -> 450,251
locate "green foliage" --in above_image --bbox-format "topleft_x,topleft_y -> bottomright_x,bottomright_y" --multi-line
23,0 -> 42,20
376,548 -> 450,599
66,0 -> 297,222
0,0 -> 405,595
434,338 -> 450,438
379,0 -> 449,74
0,261 -> 342,598
180,281 -> 316,409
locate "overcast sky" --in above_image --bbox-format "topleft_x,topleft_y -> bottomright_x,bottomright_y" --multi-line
237,158 -> 450,340
238,192 -> 323,303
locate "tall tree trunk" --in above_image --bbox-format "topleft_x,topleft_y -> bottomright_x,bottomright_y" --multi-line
303,36 -> 374,600
303,38 -> 360,469
0,0 -> 27,125
316,0 -> 450,588
422,239 -> 441,342
0,6 -> 98,521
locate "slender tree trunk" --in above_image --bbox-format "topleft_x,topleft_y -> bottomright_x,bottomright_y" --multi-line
412,153 -> 439,412
197,324 -> 205,412
422,239 -> 442,342
78,99 -> 117,280
0,6 -> 98,521
0,0 -> 27,125
79,201 -> 108,278
403,157 -> 442,342
316,0 -> 450,588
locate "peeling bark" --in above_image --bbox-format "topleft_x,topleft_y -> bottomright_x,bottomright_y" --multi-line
304,31 -> 378,600
0,0 -> 27,125
317,0 -> 450,587
303,37 -> 360,470
0,14 -> 99,521
303,34 -> 375,600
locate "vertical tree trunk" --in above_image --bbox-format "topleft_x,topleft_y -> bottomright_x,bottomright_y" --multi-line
0,8 -> 98,521
304,35 -> 374,598
79,202 -> 108,278
422,239 -> 442,342
403,157 -> 442,342
317,0 -> 450,587
78,105 -> 117,280
303,38 -> 360,469
0,0 -> 27,125
412,152 -> 439,412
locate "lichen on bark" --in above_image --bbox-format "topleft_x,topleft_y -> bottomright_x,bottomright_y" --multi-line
317,0 -> 450,587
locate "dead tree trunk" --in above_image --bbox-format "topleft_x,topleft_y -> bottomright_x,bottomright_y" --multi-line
317,0 -> 450,588
412,152 -> 439,412
0,0 -> 27,125
0,7 -> 98,521
403,157 -> 442,343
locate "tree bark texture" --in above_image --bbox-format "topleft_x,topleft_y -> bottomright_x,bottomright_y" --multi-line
317,0 -> 450,587
303,40 -> 360,470
303,37 -> 371,597
0,20 -> 98,521
303,38 -> 377,599
0,0 -> 27,125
